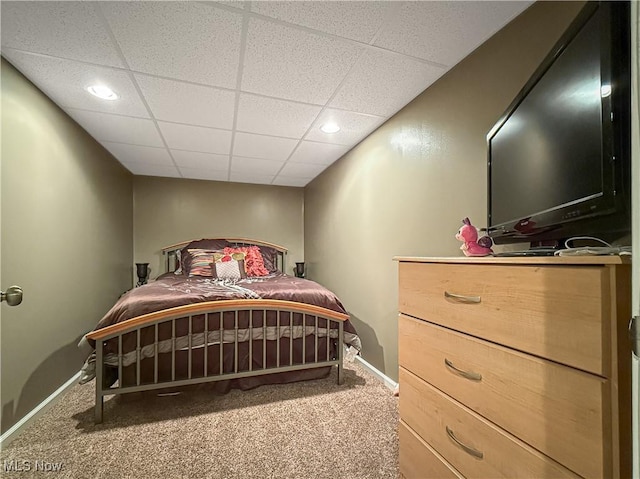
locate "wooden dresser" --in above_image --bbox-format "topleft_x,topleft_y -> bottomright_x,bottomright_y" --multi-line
395,256 -> 632,479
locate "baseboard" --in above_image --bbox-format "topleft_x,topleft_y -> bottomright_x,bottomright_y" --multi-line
354,355 -> 398,391
0,371 -> 81,449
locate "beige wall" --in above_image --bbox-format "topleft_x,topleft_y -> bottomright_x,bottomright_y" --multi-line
304,2 -> 585,381
133,176 -> 304,278
1,59 -> 133,433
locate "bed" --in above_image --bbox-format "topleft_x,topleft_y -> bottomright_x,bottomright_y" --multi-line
82,238 -> 360,424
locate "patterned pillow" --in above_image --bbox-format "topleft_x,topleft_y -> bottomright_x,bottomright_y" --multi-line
210,258 -> 246,280
212,251 -> 246,263
223,246 -> 269,277
181,239 -> 231,275
186,249 -> 222,277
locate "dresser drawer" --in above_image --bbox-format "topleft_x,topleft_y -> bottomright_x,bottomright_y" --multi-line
399,420 -> 464,479
399,314 -> 607,479
400,367 -> 579,479
398,262 -> 608,375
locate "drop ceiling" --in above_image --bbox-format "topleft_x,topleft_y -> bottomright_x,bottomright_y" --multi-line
1,1 -> 532,187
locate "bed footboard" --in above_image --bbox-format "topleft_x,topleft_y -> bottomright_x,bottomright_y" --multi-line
86,300 -> 348,424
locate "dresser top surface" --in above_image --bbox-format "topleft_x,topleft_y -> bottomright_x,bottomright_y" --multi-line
393,255 -> 631,265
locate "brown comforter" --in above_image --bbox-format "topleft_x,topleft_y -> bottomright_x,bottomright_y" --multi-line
88,272 -> 359,392
93,272 -> 356,336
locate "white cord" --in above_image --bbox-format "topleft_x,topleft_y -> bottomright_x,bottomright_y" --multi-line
563,236 -> 612,249
553,236 -> 632,256
555,245 -> 632,256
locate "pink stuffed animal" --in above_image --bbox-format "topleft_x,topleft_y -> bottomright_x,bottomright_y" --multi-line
455,217 -> 493,256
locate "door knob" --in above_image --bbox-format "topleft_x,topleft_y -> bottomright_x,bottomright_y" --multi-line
1,286 -> 23,306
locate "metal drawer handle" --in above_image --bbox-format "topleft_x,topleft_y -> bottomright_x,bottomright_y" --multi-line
444,291 -> 481,303
446,426 -> 484,459
444,358 -> 482,381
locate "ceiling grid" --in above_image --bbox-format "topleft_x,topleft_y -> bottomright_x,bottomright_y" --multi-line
1,0 -> 532,187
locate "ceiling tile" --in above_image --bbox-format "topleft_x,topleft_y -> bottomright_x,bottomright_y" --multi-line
122,162 -> 180,178
172,151 -> 230,171
237,93 -> 322,139
305,109 -> 385,146
158,122 -> 232,155
330,49 -> 445,117
233,132 -> 298,161
272,176 -> 309,187
0,2 -> 125,68
279,162 -> 327,178
288,141 -> 351,165
231,157 -> 285,176
136,75 -> 236,130
242,17 -> 362,104
229,172 -> 275,185
3,50 -> 149,118
179,168 -> 229,182
99,2 -> 242,88
65,109 -> 164,147
251,1 -> 394,43
102,142 -> 173,166
374,1 -> 531,66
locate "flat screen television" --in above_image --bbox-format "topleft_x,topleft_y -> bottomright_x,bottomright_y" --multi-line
486,1 -> 631,252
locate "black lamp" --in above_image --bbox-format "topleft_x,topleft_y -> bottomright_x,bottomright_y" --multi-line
136,263 -> 149,287
294,262 -> 305,278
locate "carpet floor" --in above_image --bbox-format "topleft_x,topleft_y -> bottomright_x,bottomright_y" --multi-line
1,360 -> 399,478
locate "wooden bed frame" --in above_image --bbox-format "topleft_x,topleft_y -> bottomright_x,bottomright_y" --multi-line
86,238 -> 349,424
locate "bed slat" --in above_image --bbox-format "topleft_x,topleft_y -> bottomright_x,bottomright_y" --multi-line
302,315 -> 306,365
154,324 -> 158,384
136,328 -> 141,386
262,310 -> 266,371
171,319 -> 176,382
204,314 -> 209,378
234,311 -> 238,374
289,312 -> 293,366
248,310 -> 253,372
219,312 -> 223,375
277,315 -> 281,368
118,335 -> 123,387
188,316 -> 193,380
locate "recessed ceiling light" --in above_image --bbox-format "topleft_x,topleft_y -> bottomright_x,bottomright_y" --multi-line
320,122 -> 340,134
87,85 -> 118,101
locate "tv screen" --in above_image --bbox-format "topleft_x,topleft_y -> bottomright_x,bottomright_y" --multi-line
487,1 -> 630,249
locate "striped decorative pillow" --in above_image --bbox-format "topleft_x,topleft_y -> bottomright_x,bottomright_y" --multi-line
180,239 -> 232,275
186,249 -> 221,277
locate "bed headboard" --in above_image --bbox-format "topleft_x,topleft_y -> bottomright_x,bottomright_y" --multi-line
161,238 -> 288,274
